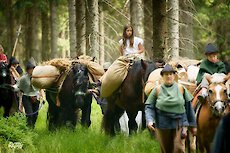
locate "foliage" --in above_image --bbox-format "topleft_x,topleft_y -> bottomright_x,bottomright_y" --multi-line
27,101 -> 161,153
193,0 -> 230,61
0,113 -> 37,152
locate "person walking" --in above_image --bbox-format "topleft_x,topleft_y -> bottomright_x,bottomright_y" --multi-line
145,64 -> 197,153
13,61 -> 42,128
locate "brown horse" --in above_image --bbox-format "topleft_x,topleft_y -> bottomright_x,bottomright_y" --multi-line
103,59 -> 157,135
194,73 -> 230,153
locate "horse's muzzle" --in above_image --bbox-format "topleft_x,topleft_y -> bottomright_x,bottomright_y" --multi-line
213,101 -> 225,115
1,70 -> 7,77
74,91 -> 86,96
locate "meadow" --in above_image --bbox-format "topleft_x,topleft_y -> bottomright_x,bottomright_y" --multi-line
26,100 -> 160,153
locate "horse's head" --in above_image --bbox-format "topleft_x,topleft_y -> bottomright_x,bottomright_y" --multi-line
72,63 -> 89,107
0,62 -> 8,79
206,73 -> 230,116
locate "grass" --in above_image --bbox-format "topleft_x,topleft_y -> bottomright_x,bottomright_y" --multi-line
30,100 -> 161,153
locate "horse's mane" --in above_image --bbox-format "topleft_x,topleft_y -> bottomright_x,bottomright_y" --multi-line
210,73 -> 226,83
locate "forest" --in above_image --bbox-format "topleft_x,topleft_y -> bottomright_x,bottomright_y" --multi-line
0,0 -> 230,66
0,0 -> 230,152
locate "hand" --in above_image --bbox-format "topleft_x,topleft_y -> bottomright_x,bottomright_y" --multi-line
147,122 -> 156,132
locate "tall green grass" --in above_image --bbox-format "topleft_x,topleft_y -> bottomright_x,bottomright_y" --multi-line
29,101 -> 160,153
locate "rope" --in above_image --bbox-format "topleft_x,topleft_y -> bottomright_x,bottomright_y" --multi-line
19,101 -> 45,116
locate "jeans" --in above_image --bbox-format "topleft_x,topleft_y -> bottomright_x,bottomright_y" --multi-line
22,95 -> 40,128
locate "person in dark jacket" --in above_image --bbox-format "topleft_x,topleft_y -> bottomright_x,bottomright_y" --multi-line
145,64 -> 197,153
196,43 -> 226,102
211,112 -> 230,153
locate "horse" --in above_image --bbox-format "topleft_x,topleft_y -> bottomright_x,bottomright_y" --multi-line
0,62 -> 17,117
103,59 -> 157,135
46,62 -> 92,130
193,73 -> 230,153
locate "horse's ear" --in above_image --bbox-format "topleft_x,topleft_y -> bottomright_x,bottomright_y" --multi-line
205,73 -> 212,84
141,59 -> 147,70
223,73 -> 230,83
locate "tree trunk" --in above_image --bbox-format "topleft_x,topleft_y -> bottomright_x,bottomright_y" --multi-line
68,0 -> 76,57
179,0 -> 194,58
143,0 -> 153,60
31,2 -> 40,62
24,8 -> 34,62
167,0 -> 179,60
99,1 -> 105,64
76,0 -> 86,56
86,0 -> 99,60
50,0 -> 58,58
5,0 -> 15,57
152,0 -> 167,61
130,0 -> 143,37
41,10 -> 50,61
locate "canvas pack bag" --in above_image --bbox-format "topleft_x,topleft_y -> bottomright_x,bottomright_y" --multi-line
100,56 -> 131,98
32,65 -> 60,89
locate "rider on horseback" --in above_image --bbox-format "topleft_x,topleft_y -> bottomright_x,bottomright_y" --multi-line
196,43 -> 227,102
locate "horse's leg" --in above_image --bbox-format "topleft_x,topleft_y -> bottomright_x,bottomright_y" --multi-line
3,106 -> 10,117
113,106 -> 124,133
141,110 -> 146,130
46,91 -> 60,130
126,111 -> 138,135
61,107 -> 77,130
103,97 -> 117,136
81,94 -> 92,127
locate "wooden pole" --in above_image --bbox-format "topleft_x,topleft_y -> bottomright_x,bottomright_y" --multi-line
12,24 -> 22,57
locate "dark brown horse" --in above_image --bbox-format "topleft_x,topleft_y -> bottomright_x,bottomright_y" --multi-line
193,73 -> 230,153
0,62 -> 17,117
46,62 -> 92,130
103,59 -> 157,135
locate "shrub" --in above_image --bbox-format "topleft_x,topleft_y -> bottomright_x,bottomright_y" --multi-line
0,113 -> 37,152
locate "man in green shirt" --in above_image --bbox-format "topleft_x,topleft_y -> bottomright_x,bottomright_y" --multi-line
196,43 -> 226,102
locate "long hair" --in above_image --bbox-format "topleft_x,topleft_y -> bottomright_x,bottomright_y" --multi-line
122,25 -> 134,48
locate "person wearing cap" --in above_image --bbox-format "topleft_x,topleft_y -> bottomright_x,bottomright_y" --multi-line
13,61 -> 41,128
145,64 -> 196,153
196,43 -> 226,102
0,44 -> 8,63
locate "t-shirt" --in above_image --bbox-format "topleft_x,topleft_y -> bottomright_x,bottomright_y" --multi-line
119,36 -> 143,55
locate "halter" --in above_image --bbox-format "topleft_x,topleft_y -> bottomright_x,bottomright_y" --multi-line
206,85 -> 229,117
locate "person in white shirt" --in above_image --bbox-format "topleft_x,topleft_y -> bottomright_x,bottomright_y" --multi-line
119,25 -> 144,57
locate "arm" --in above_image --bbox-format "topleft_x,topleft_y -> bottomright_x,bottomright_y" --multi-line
119,45 -> 124,56
138,43 -> 144,54
145,88 -> 157,130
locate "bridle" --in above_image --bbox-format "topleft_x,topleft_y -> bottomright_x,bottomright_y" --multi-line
206,83 -> 229,117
